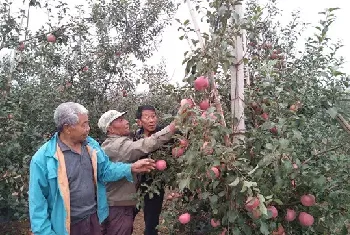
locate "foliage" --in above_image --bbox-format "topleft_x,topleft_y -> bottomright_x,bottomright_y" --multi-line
136,0 -> 350,234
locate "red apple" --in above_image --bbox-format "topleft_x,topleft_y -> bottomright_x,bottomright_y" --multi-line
17,42 -> 25,51
207,167 -> 219,178
290,104 -> 297,111
167,195 -> 173,200
180,98 -> 194,108
194,76 -> 209,91
298,212 -> 314,226
199,99 -> 210,110
172,147 -> 185,157
285,209 -> 296,222
300,194 -> 315,207
261,113 -> 269,120
251,102 -> 259,109
220,228 -> 227,235
272,225 -> 285,235
293,163 -> 298,169
270,53 -> 278,60
122,90 -> 127,97
270,126 -> 278,134
245,197 -> 260,211
116,51 -> 121,57
201,142 -> 214,155
263,43 -> 272,49
179,138 -> 189,148
82,66 -> 88,72
47,34 -> 56,43
210,218 -> 220,227
7,114 -> 13,119
178,213 -> 191,224
155,160 -> 167,171
267,206 -> 278,219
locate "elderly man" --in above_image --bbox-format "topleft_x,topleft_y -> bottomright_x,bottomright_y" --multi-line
97,109 -> 176,235
28,102 -> 155,235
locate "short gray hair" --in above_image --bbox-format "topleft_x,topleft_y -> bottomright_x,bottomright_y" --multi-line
54,102 -> 88,131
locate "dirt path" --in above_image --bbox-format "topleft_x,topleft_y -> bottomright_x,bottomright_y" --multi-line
0,212 -> 146,235
133,212 -> 145,235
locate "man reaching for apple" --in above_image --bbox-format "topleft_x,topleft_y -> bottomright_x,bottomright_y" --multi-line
133,105 -> 179,235
97,109 -> 177,235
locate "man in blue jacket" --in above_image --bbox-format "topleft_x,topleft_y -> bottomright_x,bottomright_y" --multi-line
28,102 -> 156,235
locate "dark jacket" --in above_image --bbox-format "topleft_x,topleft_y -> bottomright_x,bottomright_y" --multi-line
133,125 -> 178,185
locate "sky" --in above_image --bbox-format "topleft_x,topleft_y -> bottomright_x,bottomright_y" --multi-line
1,0 -> 350,93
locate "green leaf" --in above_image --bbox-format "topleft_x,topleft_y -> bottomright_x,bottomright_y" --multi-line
265,143 -> 273,150
259,221 -> 269,235
274,198 -> 283,205
210,195 -> 218,204
178,177 -> 190,191
227,210 -> 237,223
278,138 -> 289,149
213,181 -> 219,189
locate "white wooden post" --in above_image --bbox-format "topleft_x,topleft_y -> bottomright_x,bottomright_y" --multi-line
230,2 -> 246,141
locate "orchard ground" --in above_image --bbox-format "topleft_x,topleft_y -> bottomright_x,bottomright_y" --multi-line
0,211 -> 146,235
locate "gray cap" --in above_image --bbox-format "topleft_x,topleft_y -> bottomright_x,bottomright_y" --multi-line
98,110 -> 127,133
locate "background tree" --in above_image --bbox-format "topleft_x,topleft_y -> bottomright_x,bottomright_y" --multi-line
0,0 -> 177,222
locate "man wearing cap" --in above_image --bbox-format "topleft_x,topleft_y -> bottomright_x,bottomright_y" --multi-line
97,109 -> 177,235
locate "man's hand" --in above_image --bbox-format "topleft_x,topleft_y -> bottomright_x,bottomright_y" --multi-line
131,158 -> 156,173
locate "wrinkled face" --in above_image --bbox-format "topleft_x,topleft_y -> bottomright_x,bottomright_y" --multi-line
64,113 -> 90,142
137,110 -> 158,133
109,116 -> 130,136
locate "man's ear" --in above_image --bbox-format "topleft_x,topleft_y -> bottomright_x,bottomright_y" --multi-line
136,119 -> 142,127
106,124 -> 113,134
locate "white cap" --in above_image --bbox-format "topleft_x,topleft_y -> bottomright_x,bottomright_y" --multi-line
98,110 -> 127,133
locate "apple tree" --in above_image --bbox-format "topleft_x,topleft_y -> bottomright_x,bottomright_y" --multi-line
136,0 -> 350,234
0,0 -> 176,222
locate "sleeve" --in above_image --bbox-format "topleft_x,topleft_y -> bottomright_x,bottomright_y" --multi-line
28,159 -> 57,235
108,125 -> 174,162
97,148 -> 134,183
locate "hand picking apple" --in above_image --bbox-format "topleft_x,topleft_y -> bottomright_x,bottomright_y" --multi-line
131,158 -> 156,173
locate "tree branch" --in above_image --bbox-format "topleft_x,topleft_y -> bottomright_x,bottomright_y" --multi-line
335,113 -> 350,135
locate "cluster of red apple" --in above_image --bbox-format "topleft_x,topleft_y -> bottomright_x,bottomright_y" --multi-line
172,76 -> 228,233
250,99 -> 301,135
17,34 -> 56,51
156,76 -> 219,172
245,193 -> 315,234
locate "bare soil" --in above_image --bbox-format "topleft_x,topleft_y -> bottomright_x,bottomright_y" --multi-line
0,212 -> 147,235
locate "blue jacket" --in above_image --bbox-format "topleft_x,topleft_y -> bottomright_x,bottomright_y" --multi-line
28,133 -> 133,235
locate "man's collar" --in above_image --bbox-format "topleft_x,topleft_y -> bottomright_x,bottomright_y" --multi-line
136,125 -> 163,136
57,136 -> 88,152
